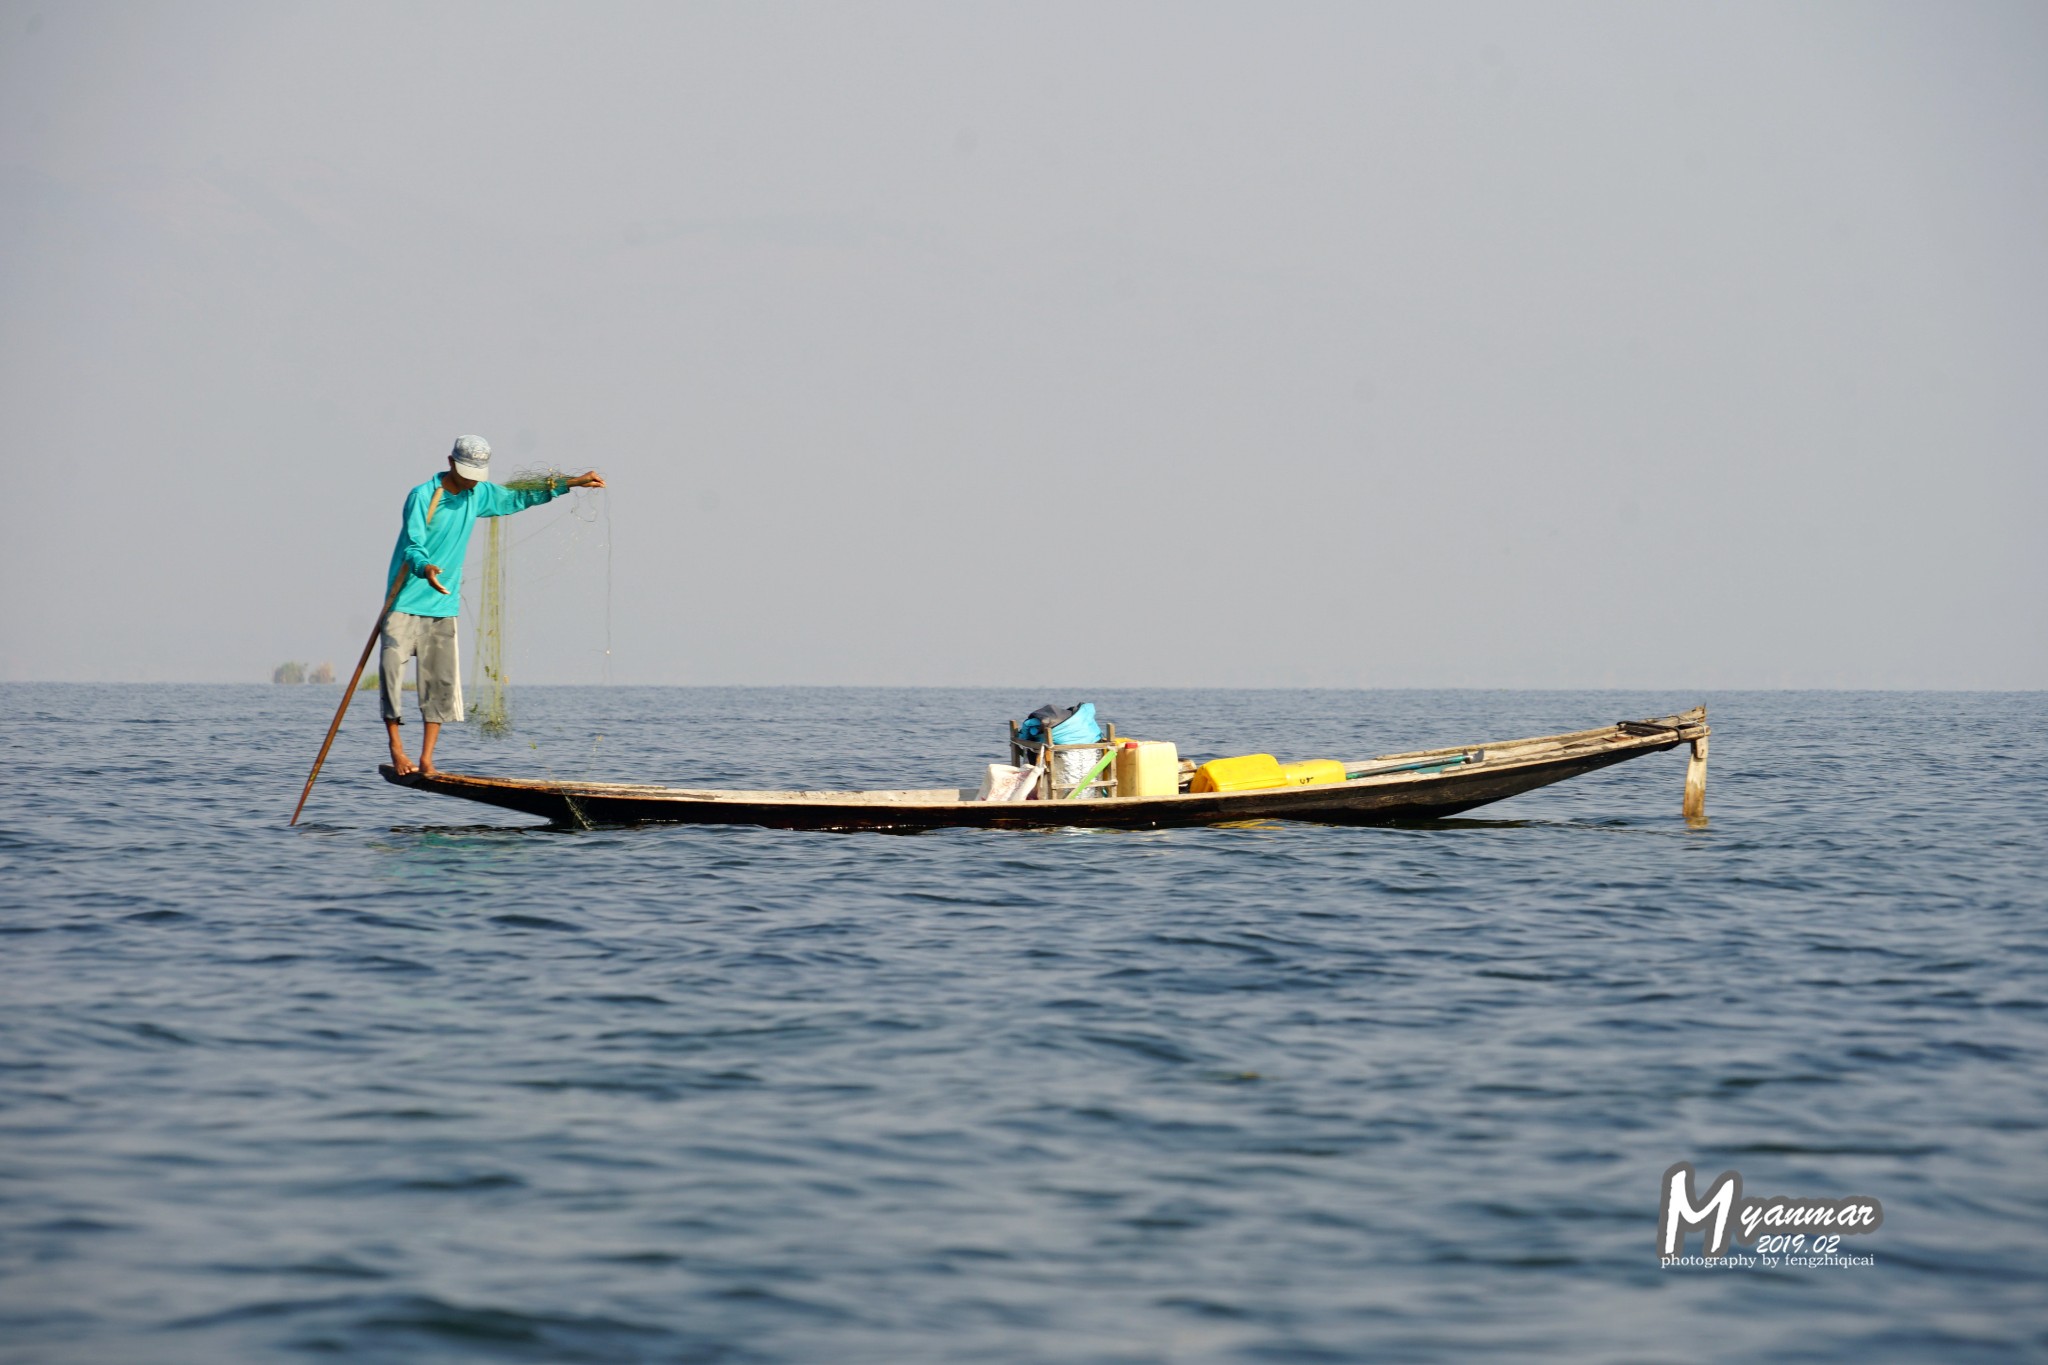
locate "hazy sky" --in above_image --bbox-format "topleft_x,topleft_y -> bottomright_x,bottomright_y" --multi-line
3,1 -> 2042,687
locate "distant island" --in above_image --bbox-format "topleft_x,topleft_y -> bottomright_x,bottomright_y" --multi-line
355,671 -> 415,693
273,661 -> 336,684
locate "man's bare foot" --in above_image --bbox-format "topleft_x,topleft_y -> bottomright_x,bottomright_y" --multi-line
417,758 -> 439,777
384,719 -> 417,775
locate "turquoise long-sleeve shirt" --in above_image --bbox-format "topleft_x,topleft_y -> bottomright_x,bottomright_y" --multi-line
384,474 -> 565,617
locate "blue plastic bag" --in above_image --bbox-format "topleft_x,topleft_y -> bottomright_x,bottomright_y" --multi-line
1019,702 -> 1103,746
1051,703 -> 1102,745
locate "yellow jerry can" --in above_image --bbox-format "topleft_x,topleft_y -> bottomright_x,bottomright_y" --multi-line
1114,741 -> 1181,798
1189,754 -> 1287,793
1278,759 -> 1347,787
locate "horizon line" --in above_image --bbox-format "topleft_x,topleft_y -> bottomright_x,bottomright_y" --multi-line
2,680 -> 2043,695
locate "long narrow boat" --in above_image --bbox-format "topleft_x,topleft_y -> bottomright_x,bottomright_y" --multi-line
377,707 -> 1709,832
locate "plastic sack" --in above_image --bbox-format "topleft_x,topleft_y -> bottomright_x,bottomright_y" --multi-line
1053,747 -> 1102,798
975,763 -> 1043,802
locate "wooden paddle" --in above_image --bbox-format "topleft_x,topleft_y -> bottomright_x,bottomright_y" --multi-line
289,486 -> 443,826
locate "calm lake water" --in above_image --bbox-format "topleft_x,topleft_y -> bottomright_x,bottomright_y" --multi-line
2,685 -> 2044,1363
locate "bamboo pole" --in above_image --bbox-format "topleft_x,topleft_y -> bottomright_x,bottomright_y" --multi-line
288,571 -> 405,826
291,485 -> 443,826
1683,736 -> 1709,822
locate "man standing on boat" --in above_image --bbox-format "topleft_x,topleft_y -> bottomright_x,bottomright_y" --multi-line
382,436 -> 605,776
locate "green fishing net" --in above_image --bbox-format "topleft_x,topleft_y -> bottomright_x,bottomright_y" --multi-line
473,515 -> 512,734
469,466 -> 608,738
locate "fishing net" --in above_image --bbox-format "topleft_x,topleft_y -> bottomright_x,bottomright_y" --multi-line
473,516 -> 512,734
468,465 -> 609,738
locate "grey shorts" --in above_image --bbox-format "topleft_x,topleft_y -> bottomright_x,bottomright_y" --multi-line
380,612 -> 463,725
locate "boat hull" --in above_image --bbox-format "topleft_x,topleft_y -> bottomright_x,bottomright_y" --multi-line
376,709 -> 1707,832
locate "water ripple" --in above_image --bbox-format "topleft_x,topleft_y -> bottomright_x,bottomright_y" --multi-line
1,685 -> 2044,1362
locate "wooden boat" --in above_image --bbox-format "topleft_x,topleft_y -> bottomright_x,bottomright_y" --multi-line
377,707 -> 1710,832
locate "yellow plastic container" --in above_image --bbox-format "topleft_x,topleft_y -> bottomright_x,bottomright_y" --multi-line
1279,759 -> 1347,787
1189,754 -> 1286,793
1114,741 -> 1181,798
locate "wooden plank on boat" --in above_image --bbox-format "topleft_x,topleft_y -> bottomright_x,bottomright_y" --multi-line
1684,735 -> 1709,822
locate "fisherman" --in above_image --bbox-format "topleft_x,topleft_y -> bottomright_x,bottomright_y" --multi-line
381,436 -> 606,776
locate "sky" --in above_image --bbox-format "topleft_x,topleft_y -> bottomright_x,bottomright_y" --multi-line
2,0 -> 2043,688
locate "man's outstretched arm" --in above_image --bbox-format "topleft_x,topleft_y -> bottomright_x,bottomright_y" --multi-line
479,471 -> 607,517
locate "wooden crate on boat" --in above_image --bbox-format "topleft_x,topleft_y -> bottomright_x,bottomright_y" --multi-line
1010,719 -> 1120,801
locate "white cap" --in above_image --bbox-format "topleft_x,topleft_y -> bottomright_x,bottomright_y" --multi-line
450,435 -> 491,480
